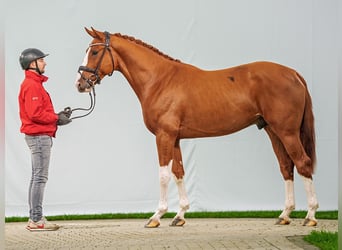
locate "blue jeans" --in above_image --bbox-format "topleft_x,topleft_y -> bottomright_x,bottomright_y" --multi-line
25,135 -> 52,222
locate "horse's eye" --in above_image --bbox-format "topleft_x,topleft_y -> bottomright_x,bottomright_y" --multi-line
92,50 -> 99,56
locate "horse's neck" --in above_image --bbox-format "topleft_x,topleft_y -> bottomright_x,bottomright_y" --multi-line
112,37 -> 176,102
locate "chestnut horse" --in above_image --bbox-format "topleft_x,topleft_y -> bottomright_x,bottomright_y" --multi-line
75,27 -> 318,228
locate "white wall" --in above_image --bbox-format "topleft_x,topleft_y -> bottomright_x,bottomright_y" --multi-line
5,0 -> 338,216
1,1 -> 5,247
338,0 -> 342,241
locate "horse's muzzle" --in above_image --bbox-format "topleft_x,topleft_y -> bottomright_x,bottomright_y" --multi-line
76,80 -> 92,93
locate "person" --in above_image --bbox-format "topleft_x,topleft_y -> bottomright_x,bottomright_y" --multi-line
18,48 -> 72,231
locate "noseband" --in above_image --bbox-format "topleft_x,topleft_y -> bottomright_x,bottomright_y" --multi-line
78,31 -> 115,88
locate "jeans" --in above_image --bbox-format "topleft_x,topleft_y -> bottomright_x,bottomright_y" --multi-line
25,135 -> 52,222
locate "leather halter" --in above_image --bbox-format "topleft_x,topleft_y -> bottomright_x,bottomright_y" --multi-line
78,31 -> 115,88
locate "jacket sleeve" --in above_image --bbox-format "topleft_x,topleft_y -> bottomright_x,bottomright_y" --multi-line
24,84 -> 58,124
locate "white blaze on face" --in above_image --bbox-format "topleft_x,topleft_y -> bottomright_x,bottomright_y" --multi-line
75,48 -> 90,87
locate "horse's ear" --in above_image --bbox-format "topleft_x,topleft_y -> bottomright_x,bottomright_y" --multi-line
85,27 -> 95,37
91,27 -> 102,39
84,27 -> 101,39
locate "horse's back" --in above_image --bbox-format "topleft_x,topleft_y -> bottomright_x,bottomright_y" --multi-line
176,61 -> 305,108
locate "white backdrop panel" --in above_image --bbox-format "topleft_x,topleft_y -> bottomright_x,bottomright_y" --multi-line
5,0 -> 338,216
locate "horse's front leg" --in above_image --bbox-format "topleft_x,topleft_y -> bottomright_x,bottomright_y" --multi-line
145,161 -> 172,228
170,141 -> 190,226
144,131 -> 175,228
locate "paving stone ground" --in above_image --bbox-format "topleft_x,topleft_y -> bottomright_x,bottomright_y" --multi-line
5,218 -> 338,249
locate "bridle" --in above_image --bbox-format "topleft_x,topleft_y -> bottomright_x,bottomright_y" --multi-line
78,31 -> 115,88
72,31 -> 115,120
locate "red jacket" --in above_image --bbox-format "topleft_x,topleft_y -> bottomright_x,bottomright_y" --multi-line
19,70 -> 58,137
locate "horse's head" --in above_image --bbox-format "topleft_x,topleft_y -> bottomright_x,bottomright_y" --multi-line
76,27 -> 115,92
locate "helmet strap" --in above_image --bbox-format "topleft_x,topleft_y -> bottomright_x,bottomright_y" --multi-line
27,60 -> 42,75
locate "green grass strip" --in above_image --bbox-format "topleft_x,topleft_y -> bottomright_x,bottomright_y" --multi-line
304,230 -> 338,250
5,210 -> 337,223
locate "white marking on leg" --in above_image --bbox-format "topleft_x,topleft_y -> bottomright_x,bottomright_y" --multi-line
173,174 -> 190,220
301,176 -> 319,220
151,160 -> 172,222
279,180 -> 295,219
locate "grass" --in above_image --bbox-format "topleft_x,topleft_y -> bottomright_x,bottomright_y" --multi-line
304,230 -> 338,250
5,210 -> 337,222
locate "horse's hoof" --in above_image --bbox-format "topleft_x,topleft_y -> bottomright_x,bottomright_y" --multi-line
169,217 -> 186,227
303,218 -> 317,227
144,219 -> 160,228
275,218 -> 290,225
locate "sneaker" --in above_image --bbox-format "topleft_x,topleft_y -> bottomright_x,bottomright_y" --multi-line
26,216 -> 60,231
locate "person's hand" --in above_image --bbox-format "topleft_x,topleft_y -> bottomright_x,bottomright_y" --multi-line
57,112 -> 72,126
63,107 -> 72,118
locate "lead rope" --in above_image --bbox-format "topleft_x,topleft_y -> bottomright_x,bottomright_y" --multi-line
68,87 -> 96,120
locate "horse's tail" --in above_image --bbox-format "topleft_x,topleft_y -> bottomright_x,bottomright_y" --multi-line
297,73 -> 316,174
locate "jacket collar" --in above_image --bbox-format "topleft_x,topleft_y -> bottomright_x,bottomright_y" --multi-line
25,70 -> 49,83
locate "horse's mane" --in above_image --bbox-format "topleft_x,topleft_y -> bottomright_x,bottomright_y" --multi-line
113,33 -> 181,63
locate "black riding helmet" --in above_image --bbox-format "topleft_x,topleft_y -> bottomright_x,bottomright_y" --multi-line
19,48 -> 49,74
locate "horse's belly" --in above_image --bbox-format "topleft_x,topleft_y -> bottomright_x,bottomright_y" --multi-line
179,115 -> 256,138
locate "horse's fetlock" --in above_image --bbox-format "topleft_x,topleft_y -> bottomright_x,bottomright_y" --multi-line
158,206 -> 168,214
179,199 -> 190,210
286,204 -> 295,211
308,202 -> 319,210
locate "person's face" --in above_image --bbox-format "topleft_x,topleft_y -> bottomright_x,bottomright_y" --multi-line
30,58 -> 47,74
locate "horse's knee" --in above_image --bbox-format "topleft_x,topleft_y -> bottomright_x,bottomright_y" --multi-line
159,166 -> 171,185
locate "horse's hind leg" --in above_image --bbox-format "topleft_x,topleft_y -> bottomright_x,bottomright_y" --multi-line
265,127 -> 296,225
301,176 -> 319,226
269,127 -> 318,226
169,140 -> 190,226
